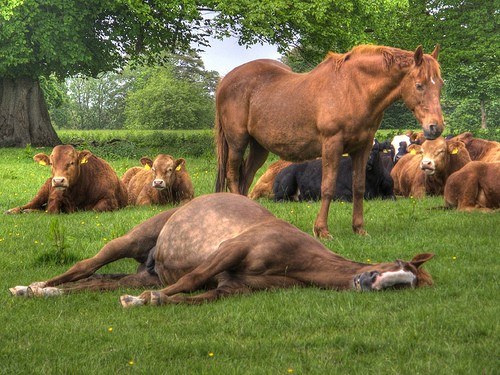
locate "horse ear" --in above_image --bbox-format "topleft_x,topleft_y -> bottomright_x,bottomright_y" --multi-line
431,44 -> 440,60
410,253 -> 434,268
414,45 -> 424,66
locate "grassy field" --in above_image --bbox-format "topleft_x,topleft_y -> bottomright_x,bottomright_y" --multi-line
0,144 -> 498,374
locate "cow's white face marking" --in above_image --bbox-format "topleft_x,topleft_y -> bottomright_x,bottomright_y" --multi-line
431,77 -> 436,85
372,269 -> 416,290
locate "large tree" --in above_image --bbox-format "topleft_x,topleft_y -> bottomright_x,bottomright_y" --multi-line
1,0 -> 409,146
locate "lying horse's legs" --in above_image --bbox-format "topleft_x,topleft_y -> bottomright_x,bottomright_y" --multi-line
241,139 -> 269,196
350,145 -> 371,235
121,239 -> 252,307
23,271 -> 162,297
314,139 -> 343,238
10,209 -> 176,296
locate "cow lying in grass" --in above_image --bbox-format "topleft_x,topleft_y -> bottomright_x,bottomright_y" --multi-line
248,160 -> 292,200
391,137 -> 471,198
273,142 -> 394,202
444,161 -> 500,212
122,154 -> 194,205
10,194 -> 434,306
5,145 -> 127,214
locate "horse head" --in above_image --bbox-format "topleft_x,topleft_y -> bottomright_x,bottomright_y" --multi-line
353,253 -> 434,291
401,45 -> 444,140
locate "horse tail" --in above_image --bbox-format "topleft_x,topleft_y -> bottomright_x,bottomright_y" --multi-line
215,111 -> 228,192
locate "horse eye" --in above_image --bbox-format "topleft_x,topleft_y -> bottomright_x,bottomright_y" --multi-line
415,83 -> 424,91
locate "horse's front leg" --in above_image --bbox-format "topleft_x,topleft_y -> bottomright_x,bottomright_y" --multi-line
314,139 -> 343,238
351,146 -> 372,235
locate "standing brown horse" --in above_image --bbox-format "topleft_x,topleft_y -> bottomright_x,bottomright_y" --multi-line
215,45 -> 444,237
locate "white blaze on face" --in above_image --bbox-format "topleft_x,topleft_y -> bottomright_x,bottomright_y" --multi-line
371,269 -> 416,290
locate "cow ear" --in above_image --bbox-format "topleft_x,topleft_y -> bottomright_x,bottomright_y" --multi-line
140,157 -> 153,170
410,253 -> 434,268
175,158 -> 186,172
33,153 -> 50,166
414,45 -> 424,67
408,144 -> 422,155
78,150 -> 92,165
430,44 -> 440,60
447,141 -> 464,155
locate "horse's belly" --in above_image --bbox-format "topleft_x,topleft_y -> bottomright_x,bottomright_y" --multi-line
153,194 -> 275,285
254,132 -> 322,161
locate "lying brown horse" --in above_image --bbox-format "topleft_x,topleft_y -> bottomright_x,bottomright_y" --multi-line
10,194 -> 434,306
215,45 -> 444,238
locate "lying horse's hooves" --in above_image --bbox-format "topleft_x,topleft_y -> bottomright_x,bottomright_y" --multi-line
120,294 -> 145,308
9,286 -> 29,296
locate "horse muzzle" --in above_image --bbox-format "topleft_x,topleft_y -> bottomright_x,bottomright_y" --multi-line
423,124 -> 443,140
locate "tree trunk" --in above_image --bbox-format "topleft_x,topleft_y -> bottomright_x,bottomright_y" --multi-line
0,77 -> 61,147
480,98 -> 487,129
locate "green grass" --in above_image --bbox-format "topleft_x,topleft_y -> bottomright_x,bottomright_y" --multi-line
0,145 -> 498,374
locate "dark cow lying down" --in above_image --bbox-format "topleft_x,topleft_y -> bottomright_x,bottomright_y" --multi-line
274,143 -> 394,202
5,145 -> 127,214
10,194 -> 434,306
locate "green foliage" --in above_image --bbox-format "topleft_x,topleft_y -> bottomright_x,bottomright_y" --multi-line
35,218 -> 79,265
58,129 -> 215,158
124,65 -> 215,130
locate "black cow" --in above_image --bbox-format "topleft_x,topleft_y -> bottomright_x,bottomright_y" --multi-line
274,142 -> 395,202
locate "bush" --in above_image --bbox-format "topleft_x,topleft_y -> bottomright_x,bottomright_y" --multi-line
58,129 -> 215,159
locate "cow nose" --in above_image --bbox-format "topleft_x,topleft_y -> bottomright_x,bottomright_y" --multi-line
52,177 -> 66,186
152,179 -> 165,189
421,159 -> 432,168
423,124 -> 442,140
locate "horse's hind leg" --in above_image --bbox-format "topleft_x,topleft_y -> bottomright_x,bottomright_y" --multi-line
226,137 -> 250,194
241,139 -> 269,196
16,271 -> 162,297
10,209 -> 175,297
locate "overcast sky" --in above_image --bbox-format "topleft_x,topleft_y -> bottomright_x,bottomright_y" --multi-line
198,37 -> 281,76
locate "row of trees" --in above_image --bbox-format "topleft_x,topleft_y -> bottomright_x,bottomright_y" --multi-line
0,1 -> 497,146
44,54 -> 218,130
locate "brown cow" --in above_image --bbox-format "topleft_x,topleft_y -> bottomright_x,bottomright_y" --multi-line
123,154 -> 194,205
248,160 -> 292,199
391,137 -> 471,198
451,132 -> 500,163
444,161 -> 500,211
5,145 -> 127,214
9,193 -> 434,305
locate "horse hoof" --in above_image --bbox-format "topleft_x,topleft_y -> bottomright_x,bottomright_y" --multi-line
120,295 -> 145,308
9,286 -> 29,296
150,291 -> 162,306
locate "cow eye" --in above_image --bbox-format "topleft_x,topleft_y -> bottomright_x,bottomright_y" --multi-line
151,167 -> 156,172
415,83 -> 424,91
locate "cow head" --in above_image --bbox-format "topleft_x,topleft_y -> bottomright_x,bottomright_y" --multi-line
140,154 -> 185,190
353,253 -> 434,291
409,138 -> 466,176
400,45 -> 444,140
34,145 -> 91,190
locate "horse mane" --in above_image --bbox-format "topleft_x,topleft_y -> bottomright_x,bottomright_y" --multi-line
324,45 -> 415,71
